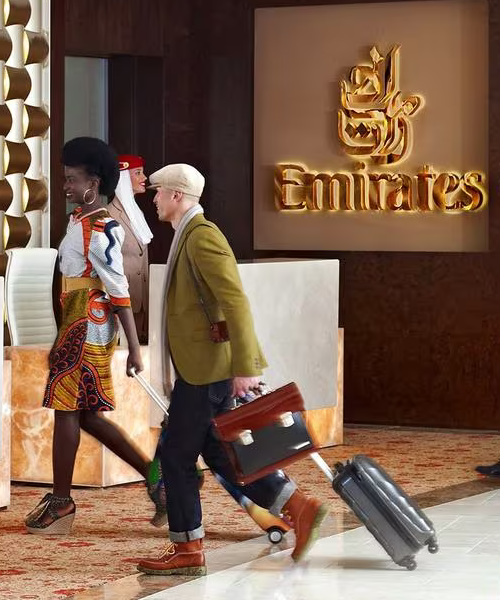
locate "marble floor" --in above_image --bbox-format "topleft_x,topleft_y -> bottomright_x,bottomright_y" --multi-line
71,487 -> 500,600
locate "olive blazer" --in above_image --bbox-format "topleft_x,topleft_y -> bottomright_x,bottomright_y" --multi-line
166,214 -> 267,385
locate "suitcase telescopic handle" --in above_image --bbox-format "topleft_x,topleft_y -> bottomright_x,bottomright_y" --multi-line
130,367 -> 170,415
310,452 -> 335,482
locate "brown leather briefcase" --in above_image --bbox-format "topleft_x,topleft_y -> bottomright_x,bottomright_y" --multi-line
212,382 -> 316,485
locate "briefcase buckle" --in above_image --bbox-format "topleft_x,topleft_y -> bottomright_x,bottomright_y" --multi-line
237,429 -> 254,445
277,411 -> 294,427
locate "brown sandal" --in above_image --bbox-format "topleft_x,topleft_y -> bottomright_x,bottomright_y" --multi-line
25,493 -> 76,535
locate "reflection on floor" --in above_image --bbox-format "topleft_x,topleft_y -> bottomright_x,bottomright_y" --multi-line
72,483 -> 500,600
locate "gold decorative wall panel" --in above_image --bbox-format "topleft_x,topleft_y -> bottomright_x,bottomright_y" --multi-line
3,66 -> 31,100
3,212 -> 30,248
0,177 -> 11,210
0,0 -> 50,258
23,102 -> 48,137
22,175 -> 45,210
0,102 -> 11,135
0,28 -> 11,60
3,1 -> 31,28
23,30 -> 48,64
3,139 -> 30,173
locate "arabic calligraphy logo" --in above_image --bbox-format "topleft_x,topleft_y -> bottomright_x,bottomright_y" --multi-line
338,45 -> 424,165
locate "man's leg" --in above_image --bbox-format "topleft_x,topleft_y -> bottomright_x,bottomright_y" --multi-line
201,380 -> 296,511
137,378 -> 210,576
202,381 -> 328,562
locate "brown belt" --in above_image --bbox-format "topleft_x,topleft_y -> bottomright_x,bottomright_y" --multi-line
62,276 -> 105,292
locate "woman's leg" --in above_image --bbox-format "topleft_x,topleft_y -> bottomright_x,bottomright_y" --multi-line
80,411 -> 149,478
53,410 -> 81,497
25,410 -> 80,529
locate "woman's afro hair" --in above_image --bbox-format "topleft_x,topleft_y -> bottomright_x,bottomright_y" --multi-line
62,137 -> 120,198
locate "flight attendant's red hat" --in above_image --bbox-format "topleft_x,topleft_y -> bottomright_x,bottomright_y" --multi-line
118,154 -> 144,171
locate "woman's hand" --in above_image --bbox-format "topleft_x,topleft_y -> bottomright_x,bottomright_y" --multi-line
126,346 -> 143,376
116,307 -> 143,376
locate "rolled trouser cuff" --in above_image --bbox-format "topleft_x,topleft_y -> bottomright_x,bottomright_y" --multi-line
169,524 -> 205,542
268,480 -> 297,517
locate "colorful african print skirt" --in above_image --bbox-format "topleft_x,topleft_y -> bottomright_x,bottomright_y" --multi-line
43,288 -> 118,411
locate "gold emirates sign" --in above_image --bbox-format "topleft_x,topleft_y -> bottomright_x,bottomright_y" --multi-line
276,46 -> 487,212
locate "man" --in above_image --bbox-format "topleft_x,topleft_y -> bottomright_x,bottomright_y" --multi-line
137,163 -> 328,576
108,154 -> 153,343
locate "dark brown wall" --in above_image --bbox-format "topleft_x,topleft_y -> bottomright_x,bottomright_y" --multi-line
51,0 -> 500,430
64,0 -> 164,57
107,55 -> 170,261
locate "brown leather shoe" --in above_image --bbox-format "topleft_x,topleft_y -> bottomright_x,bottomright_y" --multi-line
137,539 -> 206,576
283,491 -> 328,562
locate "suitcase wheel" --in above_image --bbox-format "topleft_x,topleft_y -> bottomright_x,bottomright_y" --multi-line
398,557 -> 417,571
267,526 -> 285,544
427,541 -> 439,554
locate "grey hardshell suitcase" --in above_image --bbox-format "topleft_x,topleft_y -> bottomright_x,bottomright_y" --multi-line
311,453 -> 439,570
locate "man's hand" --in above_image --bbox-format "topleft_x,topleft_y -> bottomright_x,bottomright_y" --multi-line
232,376 -> 261,399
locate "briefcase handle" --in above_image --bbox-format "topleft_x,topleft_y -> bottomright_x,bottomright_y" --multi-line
234,381 -> 272,405
234,383 -> 296,432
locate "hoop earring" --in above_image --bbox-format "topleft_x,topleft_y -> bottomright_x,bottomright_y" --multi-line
83,188 -> 96,205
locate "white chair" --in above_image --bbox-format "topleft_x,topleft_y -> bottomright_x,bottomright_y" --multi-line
5,248 -> 58,346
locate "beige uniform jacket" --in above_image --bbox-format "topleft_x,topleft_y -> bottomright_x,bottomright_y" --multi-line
107,197 -> 149,314
167,214 -> 267,385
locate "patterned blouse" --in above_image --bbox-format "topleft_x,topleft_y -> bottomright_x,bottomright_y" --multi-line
59,206 -> 131,308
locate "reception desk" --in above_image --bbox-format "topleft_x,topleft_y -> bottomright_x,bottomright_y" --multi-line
4,259 -> 342,490
7,346 -> 153,487
0,276 -> 7,508
149,259 -> 343,446
0,361 -> 11,508
305,328 -> 343,447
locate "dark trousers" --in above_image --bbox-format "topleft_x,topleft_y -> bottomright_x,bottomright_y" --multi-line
160,377 -> 293,542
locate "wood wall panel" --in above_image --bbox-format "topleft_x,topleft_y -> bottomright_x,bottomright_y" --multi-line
64,0 -> 164,57
108,55 -> 165,172
490,1 -> 500,252
107,55 -> 170,263
162,1 -> 210,178
108,57 -> 134,156
202,1 -> 254,256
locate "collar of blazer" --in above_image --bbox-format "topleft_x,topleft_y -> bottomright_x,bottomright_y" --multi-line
172,213 -> 208,268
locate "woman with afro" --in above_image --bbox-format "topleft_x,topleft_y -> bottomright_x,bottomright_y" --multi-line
25,137 -> 159,534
